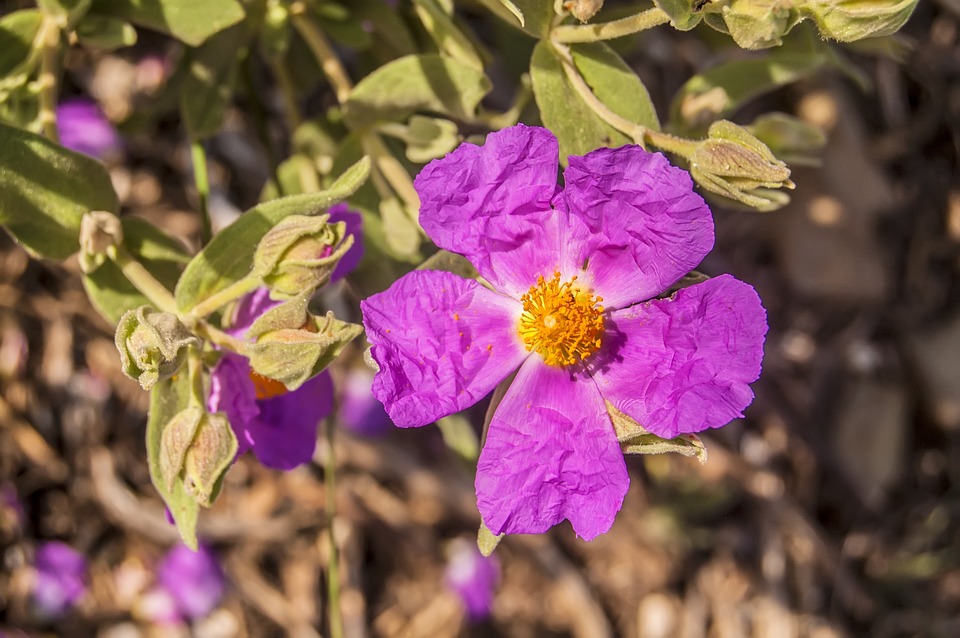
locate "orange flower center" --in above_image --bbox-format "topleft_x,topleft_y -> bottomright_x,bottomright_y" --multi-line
518,271 -> 604,367
249,369 -> 288,400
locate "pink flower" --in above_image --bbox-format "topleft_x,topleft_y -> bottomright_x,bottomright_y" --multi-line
361,125 -> 767,539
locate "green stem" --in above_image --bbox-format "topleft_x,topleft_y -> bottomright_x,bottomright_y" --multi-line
187,347 -> 205,408
289,4 -> 353,103
267,54 -> 303,131
550,40 -> 699,158
186,275 -> 262,322
324,416 -> 343,638
551,7 -> 670,43
193,321 -> 248,355
111,247 -> 179,315
361,134 -> 420,213
191,140 -> 212,245
37,17 -> 61,142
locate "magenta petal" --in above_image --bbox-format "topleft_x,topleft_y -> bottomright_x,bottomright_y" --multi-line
229,287 -> 281,335
595,275 -> 767,439
560,146 -> 714,309
361,270 -> 526,428
247,371 -> 333,469
415,124 -> 565,298
207,353 -> 258,456
476,358 -> 629,540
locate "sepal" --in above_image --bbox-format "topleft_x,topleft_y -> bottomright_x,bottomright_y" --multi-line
115,306 -> 199,390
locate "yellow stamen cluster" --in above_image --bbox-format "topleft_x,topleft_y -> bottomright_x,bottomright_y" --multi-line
518,271 -> 605,367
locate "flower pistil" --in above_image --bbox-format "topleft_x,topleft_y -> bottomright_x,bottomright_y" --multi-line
518,271 -> 604,367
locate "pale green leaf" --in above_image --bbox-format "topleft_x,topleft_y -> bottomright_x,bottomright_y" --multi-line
0,10 -> 43,81
477,521 -> 504,556
74,15 -> 137,50
175,157 -> 370,313
83,217 -> 190,324
88,0 -> 245,46
417,249 -> 479,281
343,54 -> 491,129
437,414 -> 480,462
180,23 -> 248,138
413,0 -> 485,70
478,0 -> 551,36
0,122 -> 117,259
607,401 -> 708,464
146,373 -> 200,549
653,0 -> 703,31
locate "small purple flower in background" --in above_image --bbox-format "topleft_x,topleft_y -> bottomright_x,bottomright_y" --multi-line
362,124 -> 767,540
445,539 -> 498,622
154,544 -> 225,621
339,368 -> 392,437
56,98 -> 121,160
32,542 -> 87,619
208,204 -> 362,470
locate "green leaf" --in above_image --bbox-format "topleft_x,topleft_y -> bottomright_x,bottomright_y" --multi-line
653,0 -> 703,30
175,156 -> 370,313
413,0 -> 485,70
437,414 -> 479,462
343,54 -> 491,129
38,0 -> 92,28
417,249 -> 479,281
74,14 -> 137,50
83,217 -> 190,324
0,10 -> 43,81
146,372 -> 200,549
88,0 -> 245,46
531,41 -> 658,160
0,122 -> 117,259
479,0 -> 552,36
607,401 -> 708,464
180,23 -> 248,138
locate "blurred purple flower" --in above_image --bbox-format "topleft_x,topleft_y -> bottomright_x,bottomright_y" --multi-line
33,542 -> 87,618
156,544 -> 225,621
208,204 -> 362,470
361,124 -> 768,540
445,540 -> 498,622
339,368 -> 392,437
56,98 -> 121,160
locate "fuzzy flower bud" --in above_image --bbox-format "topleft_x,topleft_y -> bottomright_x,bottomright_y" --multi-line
802,0 -> 917,42
115,306 -> 199,390
159,407 -> 237,507
243,294 -> 362,391
563,0 -> 604,22
689,120 -> 794,212
709,0 -> 801,49
79,210 -> 123,273
252,213 -> 353,299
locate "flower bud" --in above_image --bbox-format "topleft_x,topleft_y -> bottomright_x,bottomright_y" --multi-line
115,306 -> 199,390
563,0 -> 604,22
802,0 -> 917,42
243,295 -> 362,391
159,408 -> 237,507
689,120 -> 794,212
708,0 -> 801,49
252,214 -> 354,299
79,210 -> 123,273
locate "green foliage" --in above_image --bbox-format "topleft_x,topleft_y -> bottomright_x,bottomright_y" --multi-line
88,0 -> 245,46
0,10 -> 43,90
146,373 -> 200,549
0,122 -> 117,259
343,54 -> 492,129
180,23 -> 249,138
531,41 -> 658,160
74,15 -> 138,50
175,157 -> 370,313
83,218 -> 190,324
653,0 -> 704,31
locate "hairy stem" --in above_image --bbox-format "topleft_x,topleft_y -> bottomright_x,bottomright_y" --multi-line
186,275 -> 262,323
37,17 -> 61,142
111,247 -> 179,315
324,416 -> 343,638
193,321 -> 248,355
289,4 -> 353,103
191,140 -> 212,245
552,7 -> 670,43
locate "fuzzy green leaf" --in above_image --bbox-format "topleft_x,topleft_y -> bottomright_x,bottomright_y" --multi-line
175,156 -> 370,313
607,401 -> 708,464
0,10 -> 43,81
88,0 -> 245,46
0,122 -> 117,259
180,23 -> 248,138
75,15 -> 138,50
343,54 -> 491,129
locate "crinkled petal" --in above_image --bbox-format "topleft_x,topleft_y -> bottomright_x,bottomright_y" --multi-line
327,203 -> 364,283
207,352 -> 259,456
247,371 -> 333,470
560,146 -> 714,309
361,270 -> 526,428
416,124 -> 565,298
476,358 -> 629,540
594,275 -> 767,439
